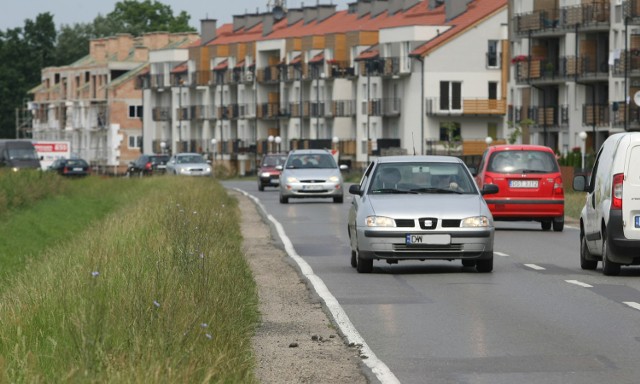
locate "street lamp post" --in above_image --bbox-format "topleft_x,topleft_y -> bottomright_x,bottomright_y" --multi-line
274,136 -> 282,153
177,79 -> 184,153
366,60 -> 371,168
579,131 -> 587,170
160,141 -> 167,155
211,138 -> 217,176
267,135 -> 274,154
485,136 -> 493,147
332,135 -> 339,151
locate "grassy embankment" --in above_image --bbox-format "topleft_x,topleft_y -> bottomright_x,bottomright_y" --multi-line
0,171 -> 259,383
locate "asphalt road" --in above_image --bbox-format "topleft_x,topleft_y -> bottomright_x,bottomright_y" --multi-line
224,180 -> 640,384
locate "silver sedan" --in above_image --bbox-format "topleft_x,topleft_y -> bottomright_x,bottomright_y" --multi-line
347,155 -> 499,273
166,153 -> 212,176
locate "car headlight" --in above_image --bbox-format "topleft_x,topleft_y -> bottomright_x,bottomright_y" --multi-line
286,176 -> 299,183
261,172 -> 271,178
461,216 -> 490,227
179,168 -> 189,174
205,167 -> 211,173
366,216 -> 396,227
328,176 -> 340,183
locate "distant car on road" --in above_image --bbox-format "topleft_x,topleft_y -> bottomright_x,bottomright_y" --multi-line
127,154 -> 170,177
166,153 -> 212,176
258,153 -> 287,191
49,158 -> 90,177
473,144 -> 564,232
348,155 -> 498,273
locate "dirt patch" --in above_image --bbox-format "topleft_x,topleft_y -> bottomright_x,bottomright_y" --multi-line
232,191 -> 368,384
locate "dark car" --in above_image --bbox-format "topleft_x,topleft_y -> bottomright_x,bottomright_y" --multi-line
258,153 -> 288,191
49,158 -> 90,177
127,154 -> 170,177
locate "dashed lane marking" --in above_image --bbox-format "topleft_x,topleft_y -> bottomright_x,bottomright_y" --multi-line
524,263 -> 546,271
495,252 -> 510,257
623,302 -> 640,311
565,280 -> 593,288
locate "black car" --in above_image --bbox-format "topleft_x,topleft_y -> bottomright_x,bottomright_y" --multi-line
49,158 -> 90,177
127,154 -> 170,177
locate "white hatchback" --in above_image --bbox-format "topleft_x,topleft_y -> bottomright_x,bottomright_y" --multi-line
573,132 -> 640,275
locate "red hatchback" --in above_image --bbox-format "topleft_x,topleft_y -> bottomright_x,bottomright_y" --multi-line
474,145 -> 564,231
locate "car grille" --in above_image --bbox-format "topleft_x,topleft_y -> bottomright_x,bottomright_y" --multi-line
392,244 -> 464,252
441,219 -> 462,227
419,218 -> 438,230
394,219 -> 415,227
301,179 -> 326,183
394,219 -> 462,228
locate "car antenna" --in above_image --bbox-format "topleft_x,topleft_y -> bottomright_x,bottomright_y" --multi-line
412,132 -> 416,156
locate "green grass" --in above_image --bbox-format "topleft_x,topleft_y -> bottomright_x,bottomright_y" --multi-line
565,190 -> 586,221
0,176 -> 259,383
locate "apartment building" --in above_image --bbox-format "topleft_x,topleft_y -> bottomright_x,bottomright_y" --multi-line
30,32 -> 198,173
138,0 -> 508,172
509,0 -> 640,157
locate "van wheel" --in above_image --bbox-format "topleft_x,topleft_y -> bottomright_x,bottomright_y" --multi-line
541,220 -> 552,231
601,231 -> 621,276
356,253 -> 373,273
553,217 -> 564,232
351,250 -> 358,268
580,234 -> 597,270
476,258 -> 493,273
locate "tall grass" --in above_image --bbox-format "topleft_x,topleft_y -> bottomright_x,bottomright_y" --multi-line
0,170 -> 68,217
0,177 -> 259,382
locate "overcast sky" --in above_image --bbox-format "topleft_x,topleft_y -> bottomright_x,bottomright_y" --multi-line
0,0 -> 351,31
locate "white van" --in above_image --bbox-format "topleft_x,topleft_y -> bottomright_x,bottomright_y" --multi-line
573,132 -> 640,275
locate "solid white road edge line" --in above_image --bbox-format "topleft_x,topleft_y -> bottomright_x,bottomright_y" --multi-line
623,302 -> 640,311
524,263 -> 546,270
565,280 -> 593,288
237,189 -> 400,384
495,252 -> 510,257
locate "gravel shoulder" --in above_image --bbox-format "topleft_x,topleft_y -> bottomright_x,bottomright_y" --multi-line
232,190 -> 369,384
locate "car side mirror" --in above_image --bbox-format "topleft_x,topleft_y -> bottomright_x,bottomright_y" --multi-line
349,184 -> 362,196
573,175 -> 587,192
481,184 -> 499,195
339,164 -> 349,171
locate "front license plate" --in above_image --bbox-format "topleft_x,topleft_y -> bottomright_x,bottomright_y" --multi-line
405,234 -> 451,245
73,168 -> 83,171
510,180 -> 538,188
636,216 -> 640,228
302,184 -> 322,190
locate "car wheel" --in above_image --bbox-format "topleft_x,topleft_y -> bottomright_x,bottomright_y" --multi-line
351,250 -> 357,268
279,194 -> 288,204
541,220 -> 552,231
333,195 -> 343,203
475,258 -> 493,273
601,230 -> 621,276
356,253 -> 373,273
258,183 -> 264,191
580,234 -> 597,270
462,259 -> 476,267
553,217 -> 564,232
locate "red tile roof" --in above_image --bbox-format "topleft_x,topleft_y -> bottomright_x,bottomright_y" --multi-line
309,52 -> 324,63
355,48 -> 379,61
170,61 -> 188,73
213,59 -> 228,71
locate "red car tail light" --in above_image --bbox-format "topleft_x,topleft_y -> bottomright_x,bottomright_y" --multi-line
553,176 -> 564,196
611,173 -> 624,210
145,162 -> 152,170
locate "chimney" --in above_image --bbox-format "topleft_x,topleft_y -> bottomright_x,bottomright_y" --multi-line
233,15 -> 246,31
246,12 -> 263,30
201,19 -> 217,44
388,0 -> 404,15
116,34 -> 134,61
304,6 -> 318,24
134,46 -> 149,62
90,40 -> 107,62
287,8 -> 304,25
317,4 -> 337,22
371,0 -> 388,17
357,0 -> 372,18
445,0 -> 467,21
263,13 -> 274,36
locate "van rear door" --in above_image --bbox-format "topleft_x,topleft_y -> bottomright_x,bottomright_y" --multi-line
623,137 -> 640,240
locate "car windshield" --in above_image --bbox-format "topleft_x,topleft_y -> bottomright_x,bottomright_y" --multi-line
369,162 -> 476,195
7,148 -> 39,161
177,155 -> 205,164
487,150 -> 558,174
262,155 -> 287,167
286,154 -> 336,169
150,156 -> 169,164
67,159 -> 87,167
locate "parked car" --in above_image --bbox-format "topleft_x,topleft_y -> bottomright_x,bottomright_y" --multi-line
48,158 -> 90,177
0,140 -> 41,171
127,154 -> 170,177
278,149 -> 348,204
473,144 -> 564,231
166,153 -> 211,176
257,153 -> 288,191
348,155 -> 499,273
573,132 -> 640,276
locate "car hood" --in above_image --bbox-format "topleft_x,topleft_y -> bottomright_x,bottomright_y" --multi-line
364,194 -> 488,218
175,163 -> 210,169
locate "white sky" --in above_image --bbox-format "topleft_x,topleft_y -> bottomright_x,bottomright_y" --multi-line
0,0 -> 351,31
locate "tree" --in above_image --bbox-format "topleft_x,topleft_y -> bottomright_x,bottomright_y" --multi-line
55,23 -> 93,66
506,118 -> 534,144
98,0 -> 194,37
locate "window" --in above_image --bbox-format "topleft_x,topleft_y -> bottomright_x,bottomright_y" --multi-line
488,82 -> 498,100
439,81 -> 462,111
439,122 -> 461,141
129,105 -> 143,118
487,40 -> 499,68
129,135 -> 142,149
487,122 -> 497,139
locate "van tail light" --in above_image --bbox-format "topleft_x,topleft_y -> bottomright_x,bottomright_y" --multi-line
63,167 -> 69,174
553,176 -> 564,196
484,175 -> 493,185
611,173 -> 624,210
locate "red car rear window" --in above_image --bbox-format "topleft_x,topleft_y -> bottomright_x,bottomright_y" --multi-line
487,150 -> 558,174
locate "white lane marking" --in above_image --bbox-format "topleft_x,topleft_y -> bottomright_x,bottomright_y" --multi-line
565,280 -> 593,288
524,263 -> 546,271
237,189 -> 400,384
623,302 -> 640,311
495,252 -> 510,257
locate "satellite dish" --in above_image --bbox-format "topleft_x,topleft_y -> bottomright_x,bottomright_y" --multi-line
273,5 -> 285,20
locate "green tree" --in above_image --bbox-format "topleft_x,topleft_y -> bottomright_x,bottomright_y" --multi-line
99,0 -> 195,37
55,23 -> 93,65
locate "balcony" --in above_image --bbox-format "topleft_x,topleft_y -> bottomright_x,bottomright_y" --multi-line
150,74 -> 167,89
426,98 -> 506,116
257,102 -> 282,119
625,0 -> 640,24
328,61 -> 356,79
612,48 -> 640,77
257,66 -> 281,84
582,104 -> 610,126
361,98 -> 402,117
152,107 -> 171,121
135,74 -> 150,90
331,100 -> 357,117
528,105 -> 569,128
238,103 -> 256,119
192,71 -> 210,87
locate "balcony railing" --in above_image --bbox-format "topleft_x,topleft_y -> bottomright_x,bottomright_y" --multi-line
331,100 -> 357,117
257,66 -> 281,83
361,98 -> 402,116
135,75 -> 150,90
513,3 -> 609,35
152,107 -> 171,121
426,98 -> 505,116
612,48 -> 640,76
257,102 -> 282,119
528,105 -> 569,127
150,74 -> 167,89
582,104 -> 610,126
328,61 -> 356,79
